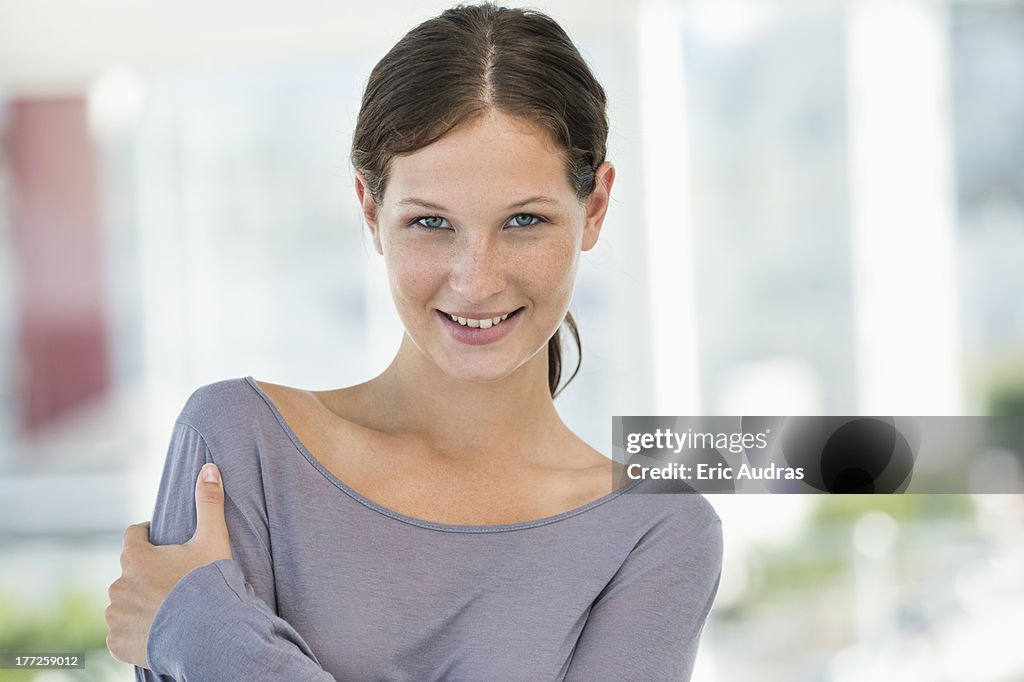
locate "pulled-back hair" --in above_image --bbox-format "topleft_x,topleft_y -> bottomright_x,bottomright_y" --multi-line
351,2 -> 609,397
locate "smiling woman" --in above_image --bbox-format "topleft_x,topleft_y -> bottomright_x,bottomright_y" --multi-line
363,109 -> 608,389
104,3 -> 722,680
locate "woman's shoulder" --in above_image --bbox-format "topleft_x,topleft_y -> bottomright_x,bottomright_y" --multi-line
614,475 -> 722,541
164,378 -> 277,479
174,376 -> 267,432
615,483 -> 723,576
176,375 -> 337,426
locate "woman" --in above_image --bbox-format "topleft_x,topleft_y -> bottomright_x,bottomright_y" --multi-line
105,3 -> 722,680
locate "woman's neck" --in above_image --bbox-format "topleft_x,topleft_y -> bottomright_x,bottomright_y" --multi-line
357,335 -> 571,469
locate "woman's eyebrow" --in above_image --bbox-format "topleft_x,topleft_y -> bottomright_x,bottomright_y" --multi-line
396,197 -> 448,211
396,196 -> 561,211
506,196 -> 560,210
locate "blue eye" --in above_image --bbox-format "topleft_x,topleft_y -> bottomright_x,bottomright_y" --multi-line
507,214 -> 541,228
416,216 -> 452,230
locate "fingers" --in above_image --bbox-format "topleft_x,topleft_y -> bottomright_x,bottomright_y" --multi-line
104,575 -> 151,668
191,463 -> 231,553
120,523 -> 152,573
122,522 -> 151,548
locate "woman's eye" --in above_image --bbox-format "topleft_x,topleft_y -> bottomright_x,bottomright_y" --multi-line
416,216 -> 451,229
507,214 -> 541,228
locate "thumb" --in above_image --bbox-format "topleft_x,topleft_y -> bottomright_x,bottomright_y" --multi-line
190,463 -> 232,557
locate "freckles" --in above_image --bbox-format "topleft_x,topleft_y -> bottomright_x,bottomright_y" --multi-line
515,239 -> 578,295
390,259 -> 440,294
386,246 -> 448,305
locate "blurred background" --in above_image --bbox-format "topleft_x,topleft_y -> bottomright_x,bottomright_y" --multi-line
1,0 -> 1022,679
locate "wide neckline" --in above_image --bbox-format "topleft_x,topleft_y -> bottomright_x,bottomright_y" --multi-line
243,376 -> 641,534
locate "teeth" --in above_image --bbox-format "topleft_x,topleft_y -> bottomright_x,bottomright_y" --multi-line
445,311 -> 515,327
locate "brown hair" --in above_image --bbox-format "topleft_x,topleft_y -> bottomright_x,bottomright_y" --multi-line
351,2 -> 608,397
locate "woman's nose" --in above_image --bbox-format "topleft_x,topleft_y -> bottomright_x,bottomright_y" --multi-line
448,236 -> 506,302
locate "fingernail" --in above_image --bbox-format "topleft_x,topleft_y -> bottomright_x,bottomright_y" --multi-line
202,463 -> 220,483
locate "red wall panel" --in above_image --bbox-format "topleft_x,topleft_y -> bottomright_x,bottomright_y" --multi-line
5,97 -> 110,434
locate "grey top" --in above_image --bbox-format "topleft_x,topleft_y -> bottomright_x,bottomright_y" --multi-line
135,377 -> 722,681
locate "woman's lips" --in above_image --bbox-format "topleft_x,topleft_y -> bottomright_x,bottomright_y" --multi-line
436,307 -> 523,345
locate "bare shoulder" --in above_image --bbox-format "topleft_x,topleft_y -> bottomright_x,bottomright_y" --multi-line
253,379 -> 305,407
252,379 -> 377,452
254,379 -> 364,425
543,438 -> 627,505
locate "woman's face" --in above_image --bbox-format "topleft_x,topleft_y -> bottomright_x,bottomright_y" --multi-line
356,109 -> 614,386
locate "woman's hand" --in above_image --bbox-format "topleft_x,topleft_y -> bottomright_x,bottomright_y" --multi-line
105,463 -> 233,669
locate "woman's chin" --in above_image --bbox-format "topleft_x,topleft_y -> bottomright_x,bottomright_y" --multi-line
439,365 -> 518,386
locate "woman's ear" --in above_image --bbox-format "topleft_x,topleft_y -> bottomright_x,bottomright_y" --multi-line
355,172 -> 384,255
582,161 -> 615,251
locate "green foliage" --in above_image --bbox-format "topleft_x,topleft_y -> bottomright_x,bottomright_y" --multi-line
977,356 -> 1024,416
810,494 -> 974,524
724,495 -> 976,614
988,382 -> 1024,416
0,587 -> 123,682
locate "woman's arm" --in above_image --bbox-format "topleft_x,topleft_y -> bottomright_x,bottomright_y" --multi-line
564,504 -> 723,682
132,420 -> 336,681
138,558 -> 336,680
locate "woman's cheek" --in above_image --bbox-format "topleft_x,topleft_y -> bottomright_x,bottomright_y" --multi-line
524,235 -> 579,299
390,265 -> 439,308
385,239 -> 448,300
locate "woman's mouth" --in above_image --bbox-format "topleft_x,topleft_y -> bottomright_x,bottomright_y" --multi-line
436,307 -> 524,345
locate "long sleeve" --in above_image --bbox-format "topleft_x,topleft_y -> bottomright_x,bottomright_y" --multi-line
564,506 -> 723,682
134,420 -> 336,681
